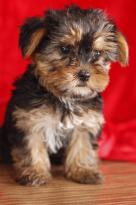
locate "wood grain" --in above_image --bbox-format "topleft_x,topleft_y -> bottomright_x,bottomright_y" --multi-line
0,161 -> 136,205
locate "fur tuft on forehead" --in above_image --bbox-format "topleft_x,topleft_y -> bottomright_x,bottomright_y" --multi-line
41,6 -> 118,62
44,6 -> 116,42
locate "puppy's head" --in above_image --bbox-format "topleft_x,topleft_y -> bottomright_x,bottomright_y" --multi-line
19,6 -> 129,99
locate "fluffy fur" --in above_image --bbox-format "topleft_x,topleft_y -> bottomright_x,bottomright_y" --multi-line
0,5 -> 128,186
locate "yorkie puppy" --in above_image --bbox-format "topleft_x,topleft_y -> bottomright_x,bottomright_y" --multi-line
1,6 -> 128,186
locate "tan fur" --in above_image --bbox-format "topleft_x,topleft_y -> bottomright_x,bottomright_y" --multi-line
24,28 -> 45,58
60,24 -> 83,45
12,107 -> 52,185
13,103 -> 103,153
13,106 -> 62,153
35,65 -> 78,97
117,32 -> 129,66
65,127 -> 103,184
12,146 -> 51,186
35,61 -> 79,97
93,32 -> 116,51
88,66 -> 110,92
35,59 -> 110,99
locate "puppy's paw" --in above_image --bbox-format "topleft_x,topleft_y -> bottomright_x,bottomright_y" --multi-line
16,170 -> 52,186
66,167 -> 103,184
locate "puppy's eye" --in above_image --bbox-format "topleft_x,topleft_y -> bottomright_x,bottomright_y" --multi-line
60,46 -> 70,54
93,50 -> 102,60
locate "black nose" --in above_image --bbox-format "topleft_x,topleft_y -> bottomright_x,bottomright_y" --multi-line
78,70 -> 90,81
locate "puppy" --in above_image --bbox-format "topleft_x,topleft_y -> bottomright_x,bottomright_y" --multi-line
1,6 -> 128,186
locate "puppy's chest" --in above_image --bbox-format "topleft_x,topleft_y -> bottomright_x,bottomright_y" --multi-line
43,108 -> 103,153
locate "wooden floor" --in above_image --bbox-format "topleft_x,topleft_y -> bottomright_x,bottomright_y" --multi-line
0,161 -> 136,205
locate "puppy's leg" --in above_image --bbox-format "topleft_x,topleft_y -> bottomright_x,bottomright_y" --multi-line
10,107 -> 53,186
65,127 -> 103,184
11,134 -> 51,186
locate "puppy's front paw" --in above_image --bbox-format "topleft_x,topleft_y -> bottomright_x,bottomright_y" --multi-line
16,169 -> 52,186
66,167 -> 103,184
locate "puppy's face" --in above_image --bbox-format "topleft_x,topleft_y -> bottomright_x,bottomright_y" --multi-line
20,6 -> 128,99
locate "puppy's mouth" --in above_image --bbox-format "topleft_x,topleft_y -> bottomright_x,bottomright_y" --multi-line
76,82 -> 87,87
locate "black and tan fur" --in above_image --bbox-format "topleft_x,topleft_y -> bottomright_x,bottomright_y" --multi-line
0,6 -> 128,185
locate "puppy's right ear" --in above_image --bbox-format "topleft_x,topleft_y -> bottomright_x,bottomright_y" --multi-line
19,17 -> 45,58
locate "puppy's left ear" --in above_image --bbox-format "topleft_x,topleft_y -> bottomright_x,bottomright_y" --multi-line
19,17 -> 45,58
116,32 -> 129,66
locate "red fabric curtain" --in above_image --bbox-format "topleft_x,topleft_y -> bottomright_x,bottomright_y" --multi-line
0,0 -> 136,162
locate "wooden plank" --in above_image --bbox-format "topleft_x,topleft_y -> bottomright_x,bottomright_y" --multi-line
0,161 -> 136,205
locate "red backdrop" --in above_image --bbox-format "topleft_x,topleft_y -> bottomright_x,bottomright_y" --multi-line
0,0 -> 136,162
